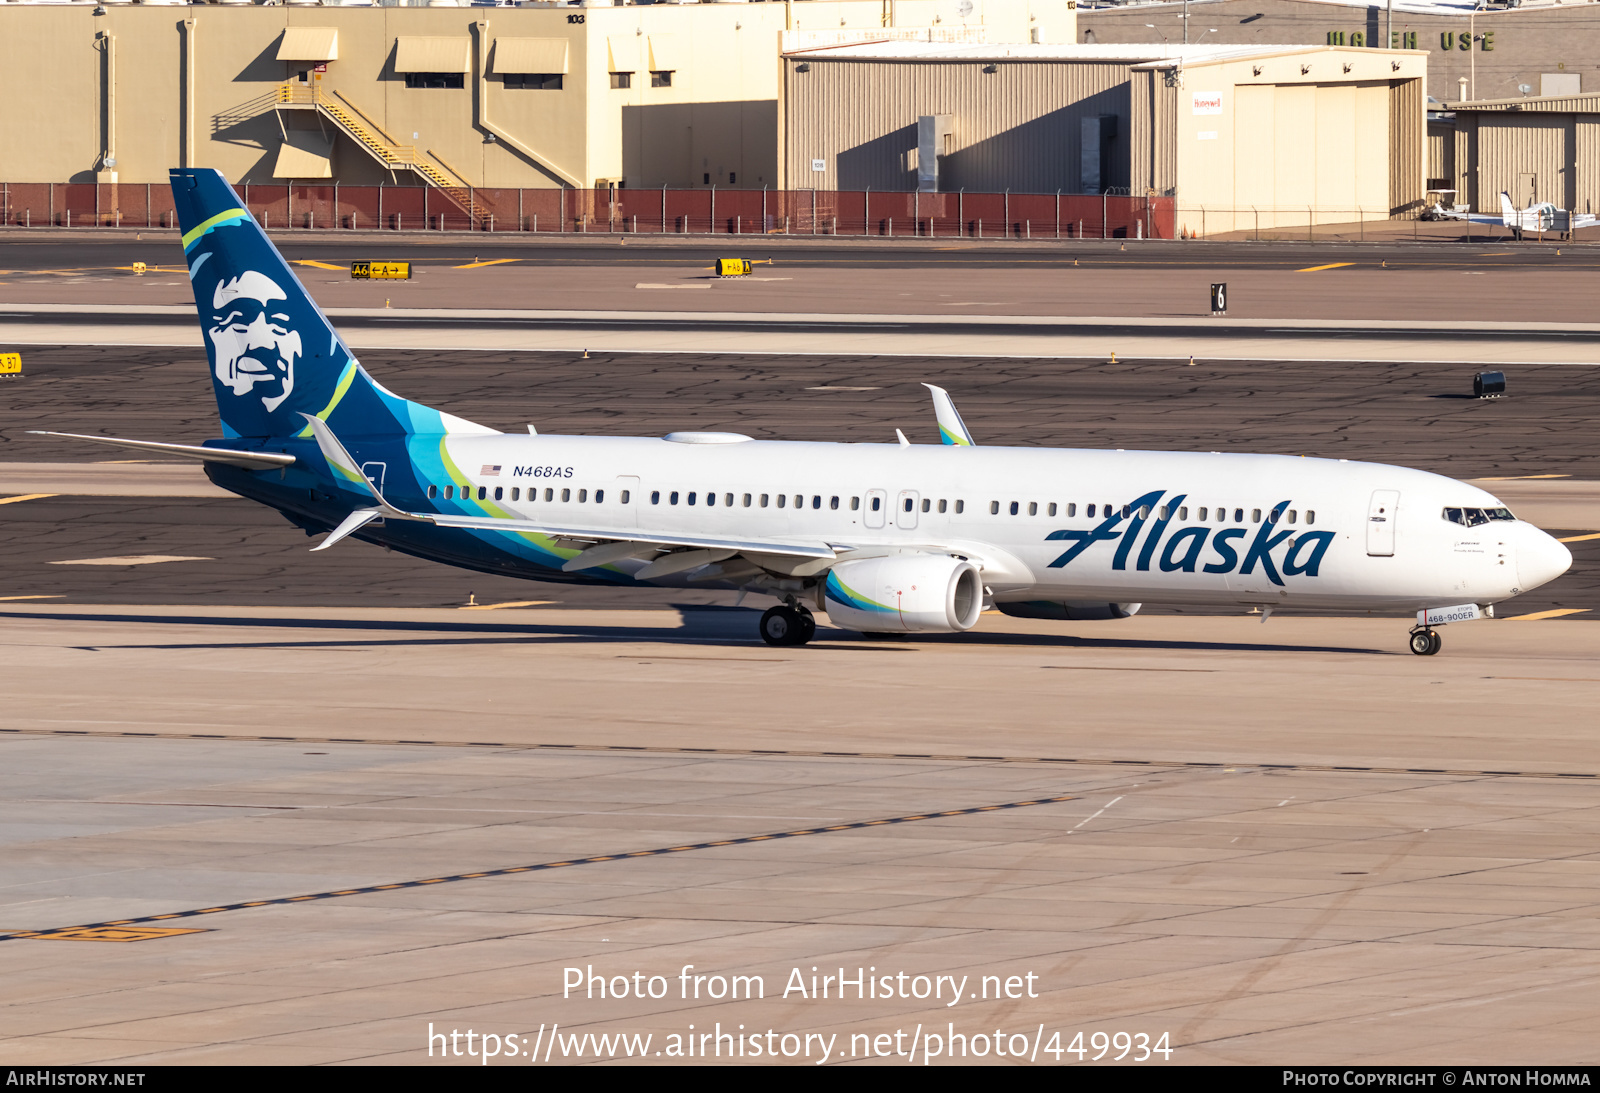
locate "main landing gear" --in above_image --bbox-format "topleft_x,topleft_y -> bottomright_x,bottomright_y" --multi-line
1408,627 -> 1442,656
760,603 -> 816,646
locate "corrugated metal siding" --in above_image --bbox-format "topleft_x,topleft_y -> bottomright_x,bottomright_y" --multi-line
1131,70 -> 1178,196
785,58 -> 1135,193
1454,95 -> 1600,114
1478,114 -> 1571,209
1389,78 -> 1425,216
1575,119 -> 1600,215
1130,71 -> 1177,196
1131,71 -> 1152,193
1427,120 -> 1454,186
1455,115 -> 1477,208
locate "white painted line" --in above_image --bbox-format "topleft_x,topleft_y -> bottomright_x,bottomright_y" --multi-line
1068,795 -> 1124,834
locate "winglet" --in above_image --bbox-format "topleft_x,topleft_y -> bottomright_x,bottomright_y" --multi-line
922,383 -> 975,446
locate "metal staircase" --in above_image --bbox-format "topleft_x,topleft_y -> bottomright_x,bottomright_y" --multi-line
276,84 -> 486,226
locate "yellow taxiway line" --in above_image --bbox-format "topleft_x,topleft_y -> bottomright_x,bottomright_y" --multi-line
0,493 -> 57,506
1502,608 -> 1591,621
1296,262 -> 1355,272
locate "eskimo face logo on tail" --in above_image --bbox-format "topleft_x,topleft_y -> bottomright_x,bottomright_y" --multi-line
207,271 -> 299,414
1045,491 -> 1336,586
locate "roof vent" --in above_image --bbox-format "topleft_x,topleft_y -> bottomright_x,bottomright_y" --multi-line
663,431 -> 754,444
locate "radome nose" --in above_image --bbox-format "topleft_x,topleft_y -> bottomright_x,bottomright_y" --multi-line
1517,525 -> 1573,592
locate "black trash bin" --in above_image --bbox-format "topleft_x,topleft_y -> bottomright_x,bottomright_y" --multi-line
1474,371 -> 1506,398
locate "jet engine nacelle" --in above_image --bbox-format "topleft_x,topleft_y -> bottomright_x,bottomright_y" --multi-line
997,600 -> 1142,621
823,553 -> 984,634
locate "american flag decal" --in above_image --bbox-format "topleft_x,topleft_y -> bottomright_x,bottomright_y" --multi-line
481,465 -> 502,477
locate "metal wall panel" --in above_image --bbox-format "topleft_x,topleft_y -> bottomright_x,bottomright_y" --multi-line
1478,114 -> 1571,210
1455,95 -> 1600,114
1129,68 -> 1178,196
1575,118 -> 1600,215
1355,82 -> 1391,215
785,58 -> 1135,194
1426,119 -> 1453,186
1388,77 -> 1425,215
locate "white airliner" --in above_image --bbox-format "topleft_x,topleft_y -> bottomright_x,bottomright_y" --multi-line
1438,191 -> 1599,239
38,170 -> 1574,655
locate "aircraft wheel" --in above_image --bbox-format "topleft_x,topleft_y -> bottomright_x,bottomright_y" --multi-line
795,608 -> 817,645
1409,629 -> 1440,656
760,606 -> 805,646
1428,630 -> 1443,655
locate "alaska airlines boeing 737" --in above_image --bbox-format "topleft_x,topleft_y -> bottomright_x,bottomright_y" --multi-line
36,170 -> 1573,654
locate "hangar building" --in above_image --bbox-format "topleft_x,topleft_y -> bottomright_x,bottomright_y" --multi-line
1077,0 -> 1599,106
0,0 -> 1071,191
781,41 -> 1427,231
1433,91 -> 1600,216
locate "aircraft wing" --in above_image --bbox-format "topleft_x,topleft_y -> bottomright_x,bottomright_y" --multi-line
297,413 -> 838,566
1433,207 -> 1504,226
28,430 -> 296,470
1572,213 -> 1600,230
425,511 -> 838,559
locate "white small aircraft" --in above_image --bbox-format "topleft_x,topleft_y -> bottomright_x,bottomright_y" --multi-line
36,170 -> 1574,655
1437,191 -> 1599,239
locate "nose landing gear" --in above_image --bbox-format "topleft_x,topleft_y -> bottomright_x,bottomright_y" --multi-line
1408,627 -> 1442,656
760,602 -> 816,646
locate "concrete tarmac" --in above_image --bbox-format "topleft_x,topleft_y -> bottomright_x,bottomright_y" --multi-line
2,605 -> 1599,1064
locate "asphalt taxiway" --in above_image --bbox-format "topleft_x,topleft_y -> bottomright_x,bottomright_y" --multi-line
3,345 -> 1599,614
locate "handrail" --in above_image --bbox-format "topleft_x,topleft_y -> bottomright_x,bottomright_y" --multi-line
273,82 -> 485,225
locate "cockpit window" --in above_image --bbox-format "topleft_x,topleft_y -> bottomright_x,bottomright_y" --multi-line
1443,506 -> 1515,526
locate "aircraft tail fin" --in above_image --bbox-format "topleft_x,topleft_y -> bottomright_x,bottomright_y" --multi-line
1500,191 -> 1517,220
170,168 -> 495,441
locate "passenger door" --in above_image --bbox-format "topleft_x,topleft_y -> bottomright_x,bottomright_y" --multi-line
864,489 -> 887,529
1367,489 -> 1399,556
896,489 -> 920,530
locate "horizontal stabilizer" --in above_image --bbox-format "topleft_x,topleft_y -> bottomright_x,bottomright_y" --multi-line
311,508 -> 383,552
27,430 -> 295,470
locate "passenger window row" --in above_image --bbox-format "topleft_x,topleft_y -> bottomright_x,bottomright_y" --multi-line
427,484 -> 630,504
990,500 -> 1317,525
649,491 -> 851,509
894,497 -> 963,514
644,492 -> 969,513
